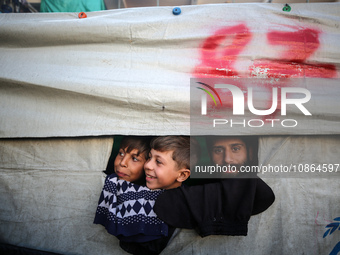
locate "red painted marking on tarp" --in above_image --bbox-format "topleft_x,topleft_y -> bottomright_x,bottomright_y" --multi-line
193,24 -> 252,78
250,27 -> 337,79
193,24 -> 337,119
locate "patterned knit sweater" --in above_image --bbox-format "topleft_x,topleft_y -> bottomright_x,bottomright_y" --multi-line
94,173 -> 168,242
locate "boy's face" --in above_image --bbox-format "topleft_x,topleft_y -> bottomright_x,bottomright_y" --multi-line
144,149 -> 181,190
211,137 -> 249,172
114,147 -> 146,183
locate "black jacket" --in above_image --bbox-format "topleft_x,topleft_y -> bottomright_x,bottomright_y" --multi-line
154,177 -> 275,237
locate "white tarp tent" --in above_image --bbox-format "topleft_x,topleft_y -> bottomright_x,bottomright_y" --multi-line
0,3 -> 340,255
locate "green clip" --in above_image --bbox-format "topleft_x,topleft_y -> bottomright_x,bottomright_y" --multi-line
283,4 -> 291,12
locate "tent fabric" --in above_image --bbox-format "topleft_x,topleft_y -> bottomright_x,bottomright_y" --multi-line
0,3 -> 340,255
0,137 -> 114,254
1,3 -> 340,138
0,136 -> 339,255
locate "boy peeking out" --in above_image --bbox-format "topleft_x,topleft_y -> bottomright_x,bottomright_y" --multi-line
154,136 -> 275,237
94,136 -> 199,255
113,136 -> 150,183
144,136 -> 194,190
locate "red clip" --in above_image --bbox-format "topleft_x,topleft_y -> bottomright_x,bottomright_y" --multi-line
78,12 -> 87,19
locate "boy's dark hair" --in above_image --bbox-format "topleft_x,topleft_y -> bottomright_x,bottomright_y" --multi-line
120,136 -> 152,159
150,136 -> 200,170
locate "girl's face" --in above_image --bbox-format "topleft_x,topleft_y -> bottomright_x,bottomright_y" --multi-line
114,147 -> 147,183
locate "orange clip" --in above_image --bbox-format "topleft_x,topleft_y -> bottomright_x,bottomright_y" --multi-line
78,12 -> 87,19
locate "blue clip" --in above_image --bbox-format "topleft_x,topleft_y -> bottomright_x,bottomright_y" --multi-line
172,7 -> 181,15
